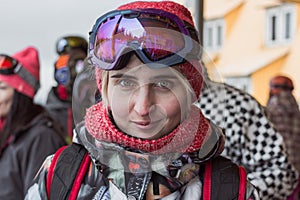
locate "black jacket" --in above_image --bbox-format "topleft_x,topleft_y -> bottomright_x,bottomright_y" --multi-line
0,111 -> 66,200
45,87 -> 73,143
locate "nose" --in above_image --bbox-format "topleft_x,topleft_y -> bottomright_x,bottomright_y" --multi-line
133,85 -> 154,116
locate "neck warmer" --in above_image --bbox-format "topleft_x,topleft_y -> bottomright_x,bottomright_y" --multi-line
85,102 -> 210,154
56,85 -> 68,101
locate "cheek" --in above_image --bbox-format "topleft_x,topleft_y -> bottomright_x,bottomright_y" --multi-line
163,88 -> 190,120
162,98 -> 182,120
111,99 -> 129,118
107,85 -> 130,117
0,93 -> 13,116
0,91 -> 12,103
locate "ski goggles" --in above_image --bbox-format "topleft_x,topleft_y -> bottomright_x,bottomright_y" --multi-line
0,54 -> 19,75
89,9 -> 200,70
54,55 -> 70,85
270,84 -> 293,91
56,36 -> 88,55
0,54 -> 40,89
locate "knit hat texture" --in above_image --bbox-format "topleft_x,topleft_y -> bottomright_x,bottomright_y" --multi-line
117,1 -> 195,26
0,46 -> 40,98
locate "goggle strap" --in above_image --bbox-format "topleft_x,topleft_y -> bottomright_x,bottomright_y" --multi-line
14,64 -> 40,91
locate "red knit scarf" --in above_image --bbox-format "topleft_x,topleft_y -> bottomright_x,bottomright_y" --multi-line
85,102 -> 210,154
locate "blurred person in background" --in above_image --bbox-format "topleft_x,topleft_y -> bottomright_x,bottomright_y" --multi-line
266,75 -> 300,200
0,46 -> 66,200
196,65 -> 299,199
45,36 -> 90,144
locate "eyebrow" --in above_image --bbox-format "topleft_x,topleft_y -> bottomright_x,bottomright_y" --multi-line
110,73 -> 179,81
110,74 -> 136,79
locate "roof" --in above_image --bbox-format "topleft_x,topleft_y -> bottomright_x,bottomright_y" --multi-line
218,47 -> 290,77
204,0 -> 244,19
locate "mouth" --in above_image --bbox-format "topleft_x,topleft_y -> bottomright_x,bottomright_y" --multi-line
132,119 -> 163,129
134,121 -> 151,126
128,119 -> 167,139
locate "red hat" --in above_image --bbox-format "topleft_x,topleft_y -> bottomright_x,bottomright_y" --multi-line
0,46 -> 40,98
117,1 -> 195,26
100,1 -> 203,98
270,75 -> 294,96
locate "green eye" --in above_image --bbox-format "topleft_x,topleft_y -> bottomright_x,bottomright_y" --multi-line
119,79 -> 136,87
156,80 -> 171,88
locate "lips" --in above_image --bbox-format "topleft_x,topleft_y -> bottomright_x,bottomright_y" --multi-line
134,121 -> 151,126
132,118 -> 164,128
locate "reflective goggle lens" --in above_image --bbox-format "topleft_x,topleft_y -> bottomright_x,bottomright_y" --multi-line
55,68 -> 70,85
89,9 -> 199,70
95,13 -> 184,61
0,54 -> 40,90
0,54 -> 18,75
56,37 -> 88,55
55,55 -> 70,85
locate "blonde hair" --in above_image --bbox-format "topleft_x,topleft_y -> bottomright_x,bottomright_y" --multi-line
101,70 -> 109,106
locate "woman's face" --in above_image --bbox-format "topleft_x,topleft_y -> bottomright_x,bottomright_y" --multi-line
107,55 -> 192,139
0,81 -> 14,118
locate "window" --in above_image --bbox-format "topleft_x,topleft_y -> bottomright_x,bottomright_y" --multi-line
203,18 -> 225,51
265,4 -> 296,46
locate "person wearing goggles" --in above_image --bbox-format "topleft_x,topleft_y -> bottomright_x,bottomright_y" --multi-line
45,35 -> 93,144
25,1 -> 259,200
0,47 -> 66,200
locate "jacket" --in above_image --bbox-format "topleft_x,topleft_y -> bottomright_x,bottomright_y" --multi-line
266,91 -> 300,173
25,118 -> 259,199
196,79 -> 299,200
0,111 -> 66,200
45,87 -> 73,143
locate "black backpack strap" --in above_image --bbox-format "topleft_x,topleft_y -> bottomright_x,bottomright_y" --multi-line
46,145 -> 67,199
46,143 -> 91,200
202,156 -> 247,200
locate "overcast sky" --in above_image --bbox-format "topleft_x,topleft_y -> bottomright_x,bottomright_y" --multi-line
0,0 -> 157,103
